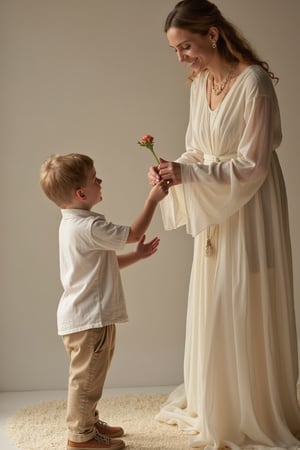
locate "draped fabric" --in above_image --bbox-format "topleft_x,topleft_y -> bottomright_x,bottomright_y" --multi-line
156,66 -> 300,449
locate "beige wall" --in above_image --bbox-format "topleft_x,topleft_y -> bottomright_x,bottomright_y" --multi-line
0,0 -> 299,391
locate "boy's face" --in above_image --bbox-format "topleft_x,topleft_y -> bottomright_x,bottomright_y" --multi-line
80,167 -> 102,208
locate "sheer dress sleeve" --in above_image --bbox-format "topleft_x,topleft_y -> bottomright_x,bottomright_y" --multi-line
161,69 -> 282,237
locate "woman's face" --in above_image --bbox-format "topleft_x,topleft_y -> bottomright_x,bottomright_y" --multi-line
166,27 -> 215,73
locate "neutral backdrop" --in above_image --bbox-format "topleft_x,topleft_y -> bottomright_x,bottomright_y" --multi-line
0,0 -> 299,391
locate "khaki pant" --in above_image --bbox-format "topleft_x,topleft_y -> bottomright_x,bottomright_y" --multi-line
62,325 -> 116,443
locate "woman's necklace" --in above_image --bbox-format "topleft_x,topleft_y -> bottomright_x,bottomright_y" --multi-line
211,67 -> 234,96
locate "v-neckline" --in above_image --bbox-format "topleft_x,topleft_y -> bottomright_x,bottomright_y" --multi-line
206,65 -> 253,113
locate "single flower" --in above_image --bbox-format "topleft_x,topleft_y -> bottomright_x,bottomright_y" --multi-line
137,134 -> 160,165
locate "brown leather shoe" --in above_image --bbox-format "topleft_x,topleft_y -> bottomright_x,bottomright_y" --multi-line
67,431 -> 125,450
95,420 -> 124,438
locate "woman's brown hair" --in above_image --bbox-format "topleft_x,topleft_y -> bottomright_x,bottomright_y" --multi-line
165,0 -> 278,83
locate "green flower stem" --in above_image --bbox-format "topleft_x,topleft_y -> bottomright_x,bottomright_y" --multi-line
150,149 -> 160,165
138,141 -> 160,165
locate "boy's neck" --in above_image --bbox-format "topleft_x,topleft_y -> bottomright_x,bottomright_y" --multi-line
64,202 -> 92,211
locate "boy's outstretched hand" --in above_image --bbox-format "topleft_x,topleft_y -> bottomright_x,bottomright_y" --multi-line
136,235 -> 160,259
118,235 -> 160,268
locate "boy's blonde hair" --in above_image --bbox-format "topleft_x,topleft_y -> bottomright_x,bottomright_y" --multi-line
40,153 -> 94,207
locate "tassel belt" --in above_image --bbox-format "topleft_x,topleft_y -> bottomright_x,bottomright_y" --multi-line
202,153 -> 236,256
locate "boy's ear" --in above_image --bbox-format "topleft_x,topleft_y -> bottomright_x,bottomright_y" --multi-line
75,188 -> 85,200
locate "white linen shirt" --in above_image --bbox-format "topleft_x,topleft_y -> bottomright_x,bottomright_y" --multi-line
57,209 -> 130,336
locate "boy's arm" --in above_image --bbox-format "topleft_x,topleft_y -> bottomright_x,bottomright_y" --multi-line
126,180 -> 168,243
118,235 -> 160,269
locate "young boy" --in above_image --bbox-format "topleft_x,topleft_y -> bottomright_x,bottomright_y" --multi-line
39,153 -> 169,450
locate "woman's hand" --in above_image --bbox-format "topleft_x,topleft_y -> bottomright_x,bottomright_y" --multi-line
158,158 -> 182,186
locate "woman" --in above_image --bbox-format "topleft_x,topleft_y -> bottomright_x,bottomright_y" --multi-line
148,0 -> 300,448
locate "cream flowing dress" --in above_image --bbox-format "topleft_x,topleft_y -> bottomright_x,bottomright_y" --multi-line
156,65 -> 300,449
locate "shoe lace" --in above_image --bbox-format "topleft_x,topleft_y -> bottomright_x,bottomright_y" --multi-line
95,430 -> 110,444
97,419 -> 108,427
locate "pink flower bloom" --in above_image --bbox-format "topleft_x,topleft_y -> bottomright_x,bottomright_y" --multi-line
139,134 -> 154,145
137,134 -> 159,164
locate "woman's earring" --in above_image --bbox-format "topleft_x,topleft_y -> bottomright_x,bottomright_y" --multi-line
212,41 -> 217,49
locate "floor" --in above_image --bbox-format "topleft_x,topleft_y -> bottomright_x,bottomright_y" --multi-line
0,386 -> 174,450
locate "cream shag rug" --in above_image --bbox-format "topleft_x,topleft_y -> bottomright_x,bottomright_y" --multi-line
7,393 -> 190,450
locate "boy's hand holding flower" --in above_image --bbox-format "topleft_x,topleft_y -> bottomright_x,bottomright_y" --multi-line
137,133 -> 178,187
